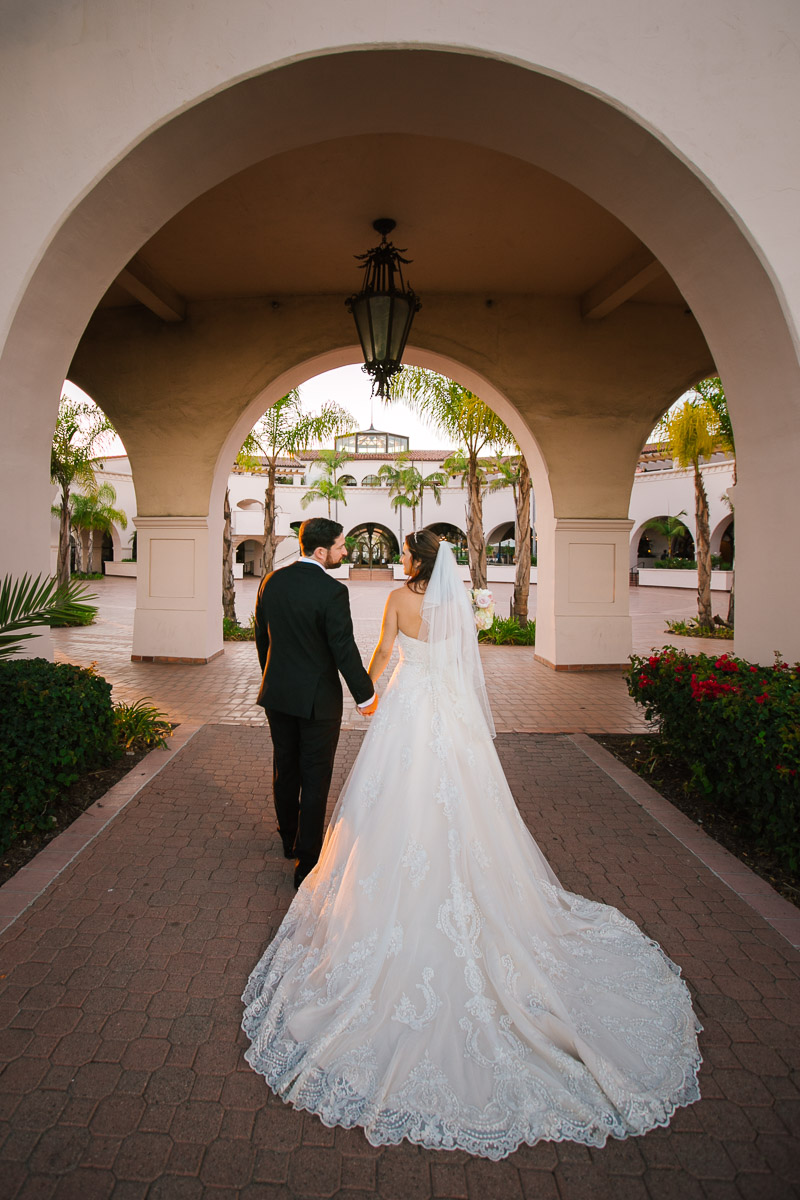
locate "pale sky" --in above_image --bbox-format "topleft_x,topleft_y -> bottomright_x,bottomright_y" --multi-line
64,367 -> 681,457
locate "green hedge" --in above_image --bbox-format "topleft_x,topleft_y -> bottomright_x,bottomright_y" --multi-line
627,648 -> 800,871
648,557 -> 731,570
0,658 -> 116,851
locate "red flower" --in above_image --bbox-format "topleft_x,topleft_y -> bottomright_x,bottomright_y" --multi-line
714,655 -> 739,672
755,694 -> 768,705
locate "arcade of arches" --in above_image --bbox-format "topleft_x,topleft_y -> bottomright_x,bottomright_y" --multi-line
2,3 -> 799,669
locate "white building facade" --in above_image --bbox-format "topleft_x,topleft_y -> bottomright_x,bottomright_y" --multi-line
64,439 -> 735,592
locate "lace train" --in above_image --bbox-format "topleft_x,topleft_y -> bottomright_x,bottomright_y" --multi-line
242,632 -> 701,1158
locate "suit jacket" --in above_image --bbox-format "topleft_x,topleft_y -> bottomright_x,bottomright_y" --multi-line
254,561 -> 374,719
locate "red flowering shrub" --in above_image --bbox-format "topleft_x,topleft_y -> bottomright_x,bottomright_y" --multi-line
627,648 -> 800,871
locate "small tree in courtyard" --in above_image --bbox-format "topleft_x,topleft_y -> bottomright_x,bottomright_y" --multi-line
301,448 -> 355,518
486,453 -> 533,625
230,393 -> 354,614
70,483 -> 127,574
390,369 -> 512,589
50,396 -> 115,587
659,399 -> 720,632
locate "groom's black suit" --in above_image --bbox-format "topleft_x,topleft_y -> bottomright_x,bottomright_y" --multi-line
254,561 -> 374,878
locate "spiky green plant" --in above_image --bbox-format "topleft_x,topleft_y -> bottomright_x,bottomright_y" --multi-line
0,573 -> 97,659
112,698 -> 173,750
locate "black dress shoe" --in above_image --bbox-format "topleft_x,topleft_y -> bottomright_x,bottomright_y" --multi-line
282,842 -> 295,860
293,860 -> 314,890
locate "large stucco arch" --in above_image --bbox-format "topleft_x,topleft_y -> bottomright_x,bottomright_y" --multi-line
2,8 -> 798,663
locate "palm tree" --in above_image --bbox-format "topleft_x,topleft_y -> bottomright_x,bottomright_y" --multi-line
659,400 -> 720,631
690,375 -> 736,622
235,390 -> 354,584
70,483 -> 128,574
222,485 -> 236,621
486,453 -> 533,624
50,396 -> 115,587
377,454 -> 419,543
300,448 -> 355,518
417,466 -> 447,529
390,369 -> 512,588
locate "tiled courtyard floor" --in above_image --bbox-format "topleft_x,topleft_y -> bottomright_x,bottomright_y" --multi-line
51,578 -> 730,733
1,727 -> 798,1199
3,578 -> 798,1197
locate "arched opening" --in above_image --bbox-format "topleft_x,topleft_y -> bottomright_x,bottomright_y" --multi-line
346,523 -> 400,572
635,515 -> 695,565
426,522 -> 468,560
3,43 -> 798,664
486,521 -> 516,565
234,537 -> 263,576
711,516 -> 735,567
338,475 -> 357,488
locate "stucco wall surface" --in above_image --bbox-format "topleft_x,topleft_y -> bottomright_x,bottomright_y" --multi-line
2,0 -> 798,341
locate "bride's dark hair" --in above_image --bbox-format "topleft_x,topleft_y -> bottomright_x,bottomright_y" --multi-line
405,527 -> 442,593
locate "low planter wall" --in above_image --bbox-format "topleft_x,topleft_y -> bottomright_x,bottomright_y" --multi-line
637,568 -> 733,591
104,561 -> 137,577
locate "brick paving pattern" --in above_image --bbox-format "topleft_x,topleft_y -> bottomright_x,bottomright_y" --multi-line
1,726 -> 798,1199
52,578 -> 729,734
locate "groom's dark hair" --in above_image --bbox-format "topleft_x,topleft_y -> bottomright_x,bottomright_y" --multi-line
299,517 -> 343,556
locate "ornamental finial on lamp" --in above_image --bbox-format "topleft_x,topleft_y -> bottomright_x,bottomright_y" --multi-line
345,218 -> 421,400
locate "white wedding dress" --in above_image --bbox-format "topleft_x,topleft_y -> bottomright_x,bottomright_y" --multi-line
242,611 -> 702,1159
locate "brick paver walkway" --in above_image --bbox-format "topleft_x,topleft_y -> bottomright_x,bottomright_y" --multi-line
52,579 -> 728,734
2,727 -> 799,1199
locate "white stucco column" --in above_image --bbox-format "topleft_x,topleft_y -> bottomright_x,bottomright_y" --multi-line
535,518 -> 634,670
131,516 -> 223,663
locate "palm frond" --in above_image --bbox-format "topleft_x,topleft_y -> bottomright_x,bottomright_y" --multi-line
0,573 -> 97,659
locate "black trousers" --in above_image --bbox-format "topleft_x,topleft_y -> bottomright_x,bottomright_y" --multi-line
265,708 -> 341,870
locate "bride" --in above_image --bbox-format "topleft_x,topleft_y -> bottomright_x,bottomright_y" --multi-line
242,528 -> 702,1160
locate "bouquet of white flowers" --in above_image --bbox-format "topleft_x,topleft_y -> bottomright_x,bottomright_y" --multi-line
469,587 -> 495,632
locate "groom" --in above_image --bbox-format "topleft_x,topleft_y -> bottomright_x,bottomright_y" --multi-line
254,517 -> 377,888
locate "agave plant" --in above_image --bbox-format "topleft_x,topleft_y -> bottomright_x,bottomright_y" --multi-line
0,573 -> 98,660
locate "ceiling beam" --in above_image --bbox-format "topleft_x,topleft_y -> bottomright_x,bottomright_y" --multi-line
116,256 -> 186,322
581,246 -> 666,320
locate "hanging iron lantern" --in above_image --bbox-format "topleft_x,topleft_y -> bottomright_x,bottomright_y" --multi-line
346,218 -> 421,400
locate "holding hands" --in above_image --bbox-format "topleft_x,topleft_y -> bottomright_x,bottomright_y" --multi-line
359,695 -> 379,717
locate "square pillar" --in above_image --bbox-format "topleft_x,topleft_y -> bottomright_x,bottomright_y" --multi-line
131,515 -> 223,663
535,517 -> 633,670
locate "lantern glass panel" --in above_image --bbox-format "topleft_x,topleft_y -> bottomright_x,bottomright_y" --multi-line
388,297 -> 414,361
350,296 -> 373,362
367,295 -> 392,362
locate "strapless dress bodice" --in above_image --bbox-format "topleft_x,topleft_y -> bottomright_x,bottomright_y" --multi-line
396,628 -> 429,667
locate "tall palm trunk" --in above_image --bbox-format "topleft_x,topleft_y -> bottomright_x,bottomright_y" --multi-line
222,486 -> 236,621
466,456 -> 487,589
57,490 -> 71,588
694,462 -> 713,630
262,464 -> 278,575
86,529 -> 95,575
73,529 -> 84,575
513,458 -> 532,625
727,468 -> 736,625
